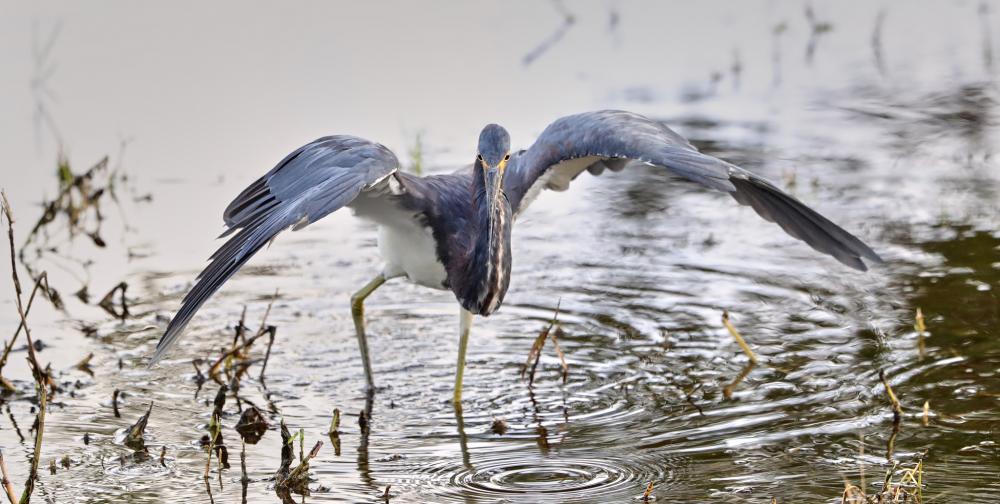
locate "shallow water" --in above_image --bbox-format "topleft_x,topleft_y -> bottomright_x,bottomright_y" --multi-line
1,1 -> 999,503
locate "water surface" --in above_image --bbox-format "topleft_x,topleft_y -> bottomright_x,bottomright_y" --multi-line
0,1 -> 998,502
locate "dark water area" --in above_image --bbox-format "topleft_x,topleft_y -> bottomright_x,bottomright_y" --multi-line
0,1 -> 998,503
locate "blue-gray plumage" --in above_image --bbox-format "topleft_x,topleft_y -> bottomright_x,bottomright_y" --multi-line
151,109 -> 882,404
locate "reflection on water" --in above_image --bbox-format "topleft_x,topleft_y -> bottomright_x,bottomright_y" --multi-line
1,1 -> 999,503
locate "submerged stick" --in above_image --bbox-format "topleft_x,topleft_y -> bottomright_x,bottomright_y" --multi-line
722,311 -> 758,364
723,361 -> 756,400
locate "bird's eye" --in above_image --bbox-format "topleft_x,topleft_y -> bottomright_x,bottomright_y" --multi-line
504,154 -> 510,161
477,154 -> 483,161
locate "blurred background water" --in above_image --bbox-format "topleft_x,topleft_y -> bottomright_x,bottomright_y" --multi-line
0,1 -> 998,502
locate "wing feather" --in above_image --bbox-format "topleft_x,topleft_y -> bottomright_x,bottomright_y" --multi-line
151,136 -> 399,364
505,110 -> 882,271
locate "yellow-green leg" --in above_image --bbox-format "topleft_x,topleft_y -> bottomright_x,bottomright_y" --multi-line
351,273 -> 387,392
454,308 -> 474,406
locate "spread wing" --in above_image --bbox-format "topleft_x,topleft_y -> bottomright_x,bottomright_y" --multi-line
504,110 -> 882,270
150,135 -> 399,364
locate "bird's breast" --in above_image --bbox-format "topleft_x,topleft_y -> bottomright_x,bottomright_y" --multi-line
377,222 -> 449,290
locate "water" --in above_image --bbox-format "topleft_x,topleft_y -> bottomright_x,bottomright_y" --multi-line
0,1 -> 998,502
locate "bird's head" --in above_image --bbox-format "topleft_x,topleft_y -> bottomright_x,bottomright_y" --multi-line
464,123 -> 513,316
476,124 -> 511,208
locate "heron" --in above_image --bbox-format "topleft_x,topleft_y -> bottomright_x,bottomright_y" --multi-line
150,110 -> 881,404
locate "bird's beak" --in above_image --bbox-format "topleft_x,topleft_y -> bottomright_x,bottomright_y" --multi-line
484,164 -> 504,221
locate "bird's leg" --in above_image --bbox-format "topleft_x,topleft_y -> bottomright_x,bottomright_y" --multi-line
351,273 -> 387,393
453,308 -> 475,407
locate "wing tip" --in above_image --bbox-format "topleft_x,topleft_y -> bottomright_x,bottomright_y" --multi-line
147,324 -> 182,368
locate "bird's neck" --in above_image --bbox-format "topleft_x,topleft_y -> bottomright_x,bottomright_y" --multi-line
457,185 -> 512,316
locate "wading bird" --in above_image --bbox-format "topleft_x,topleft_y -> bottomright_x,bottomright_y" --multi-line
151,110 -> 881,403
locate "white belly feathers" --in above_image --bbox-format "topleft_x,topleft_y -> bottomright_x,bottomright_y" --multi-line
377,222 -> 449,290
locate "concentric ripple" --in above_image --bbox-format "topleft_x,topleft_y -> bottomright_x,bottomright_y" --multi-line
386,450 -> 681,503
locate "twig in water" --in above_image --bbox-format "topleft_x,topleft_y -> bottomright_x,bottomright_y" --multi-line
0,271 -> 58,376
550,327 -> 569,384
21,386 -> 47,503
112,389 -> 120,418
327,408 -> 342,456
204,386 -> 227,478
240,441 -> 249,503
684,383 -> 705,416
240,440 -> 248,484
235,306 -> 247,346
642,481 -> 655,502
97,281 -> 129,321
915,307 -> 927,359
74,352 -> 93,374
886,421 -> 899,464
722,311 -> 758,364
1,193 -> 47,381
879,369 -> 903,423
123,402 -> 153,451
207,293 -> 277,382
0,377 -> 13,395
0,448 -> 18,504
275,421 -> 321,496
285,441 -> 321,489
258,326 -> 277,382
358,410 -> 369,434
3,192 -> 52,504
207,327 -> 269,380
328,409 -> 342,435
723,361 -> 756,400
521,302 -> 562,386
858,432 -> 866,494
922,400 -> 930,427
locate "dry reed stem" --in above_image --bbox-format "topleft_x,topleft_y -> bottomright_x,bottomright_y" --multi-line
0,272 -> 54,374
0,449 -> 17,504
722,311 -> 758,364
2,191 -> 50,504
879,369 -> 903,422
